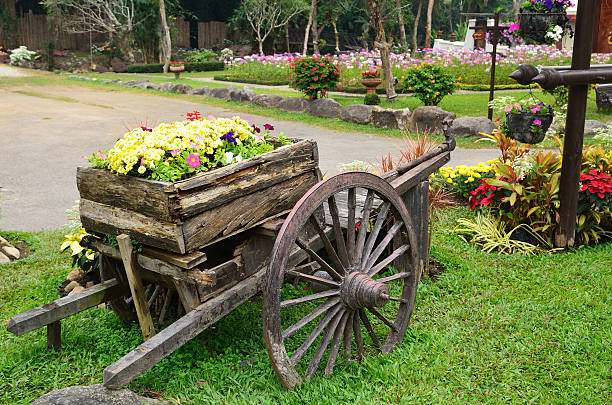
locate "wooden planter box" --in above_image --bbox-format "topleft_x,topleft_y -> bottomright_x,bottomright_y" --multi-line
77,139 -> 320,254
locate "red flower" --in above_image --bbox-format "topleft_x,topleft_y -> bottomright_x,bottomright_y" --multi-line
186,111 -> 202,121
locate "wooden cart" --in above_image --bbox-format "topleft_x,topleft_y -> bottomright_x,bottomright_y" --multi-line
7,124 -> 455,390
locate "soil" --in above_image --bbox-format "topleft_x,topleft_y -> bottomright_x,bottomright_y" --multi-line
426,258 -> 447,282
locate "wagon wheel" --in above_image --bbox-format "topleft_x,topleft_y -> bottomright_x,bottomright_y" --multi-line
99,254 -> 182,325
263,172 -> 420,390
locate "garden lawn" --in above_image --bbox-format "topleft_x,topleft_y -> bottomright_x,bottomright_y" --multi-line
0,209 -> 610,404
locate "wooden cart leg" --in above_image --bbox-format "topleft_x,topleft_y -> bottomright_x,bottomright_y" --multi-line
47,321 -> 61,350
117,234 -> 155,341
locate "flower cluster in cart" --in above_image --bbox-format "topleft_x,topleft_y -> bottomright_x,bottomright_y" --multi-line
88,112 -> 291,182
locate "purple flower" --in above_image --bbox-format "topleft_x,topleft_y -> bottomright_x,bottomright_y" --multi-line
264,124 -> 274,131
220,131 -> 237,145
252,125 -> 261,133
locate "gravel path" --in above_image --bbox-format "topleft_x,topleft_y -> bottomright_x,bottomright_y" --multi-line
0,83 -> 498,232
0,64 -> 31,77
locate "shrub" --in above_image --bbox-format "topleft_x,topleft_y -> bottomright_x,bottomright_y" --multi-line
126,61 -> 225,73
127,63 -> 164,73
289,56 -> 340,100
185,49 -> 217,63
402,63 -> 456,106
9,45 -> 36,66
364,93 -> 380,105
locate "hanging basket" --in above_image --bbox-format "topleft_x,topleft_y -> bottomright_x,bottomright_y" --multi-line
518,11 -> 567,44
505,112 -> 553,144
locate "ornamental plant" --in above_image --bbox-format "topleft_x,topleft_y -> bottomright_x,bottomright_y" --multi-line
494,97 -> 554,139
289,56 -> 341,100
170,61 -> 184,66
402,63 -> 456,106
433,162 -> 497,198
518,0 -> 574,45
9,46 -> 36,66
361,70 -> 381,79
88,112 -> 291,182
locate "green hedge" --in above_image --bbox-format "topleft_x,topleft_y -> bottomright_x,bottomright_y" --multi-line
213,75 -> 290,86
127,61 -> 225,73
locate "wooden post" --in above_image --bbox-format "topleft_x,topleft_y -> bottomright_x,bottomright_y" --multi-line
47,321 -> 61,350
117,234 -> 155,341
488,12 -> 500,121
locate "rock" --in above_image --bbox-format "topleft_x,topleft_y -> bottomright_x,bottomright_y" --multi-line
0,252 -> 9,264
172,83 -> 193,95
69,285 -> 85,295
144,83 -> 160,90
64,280 -> 80,293
93,65 -> 109,73
340,104 -> 373,124
194,86 -> 211,96
230,87 -> 256,102
371,107 -> 399,128
101,79 -> 112,84
211,86 -> 237,99
278,97 -> 311,112
252,94 -> 284,108
1,245 -> 19,260
67,268 -> 85,282
0,235 -> 8,246
242,87 -> 256,101
583,120 -> 608,137
393,108 -> 412,130
408,106 -> 456,134
110,58 -> 129,73
307,98 -> 342,118
86,281 -> 94,288
32,384 -> 168,405
122,79 -> 150,88
450,116 -> 497,137
159,82 -> 175,92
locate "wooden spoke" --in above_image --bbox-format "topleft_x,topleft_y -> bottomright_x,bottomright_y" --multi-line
158,289 -> 174,325
346,188 -> 356,264
353,190 -> 375,266
308,217 -> 346,274
381,294 -> 408,304
367,307 -> 399,333
282,298 -> 341,339
285,270 -> 340,289
290,304 -> 343,366
295,238 -> 343,281
325,311 -> 350,377
363,221 -> 404,272
147,286 -> 161,308
280,290 -> 340,309
360,202 -> 390,269
368,244 -> 410,277
304,310 -> 344,379
292,262 -> 320,275
359,309 -> 381,349
343,311 -> 354,359
327,195 -> 350,268
353,310 -> 364,360
377,272 -> 410,283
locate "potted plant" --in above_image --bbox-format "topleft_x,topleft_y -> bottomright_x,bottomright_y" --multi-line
517,0 -> 573,45
361,70 -> 382,94
169,61 -> 185,79
501,100 -> 554,144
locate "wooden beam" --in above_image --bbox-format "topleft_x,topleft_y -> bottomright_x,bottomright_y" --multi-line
47,321 -> 61,350
389,152 -> 450,196
7,279 -> 122,336
117,234 -> 155,341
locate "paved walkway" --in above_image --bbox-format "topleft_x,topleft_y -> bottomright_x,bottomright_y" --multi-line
0,77 -> 498,232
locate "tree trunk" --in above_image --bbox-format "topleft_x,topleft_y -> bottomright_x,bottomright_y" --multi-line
258,37 -> 264,55
425,0 -> 434,48
119,30 -> 135,63
303,0 -> 317,55
368,0 -> 396,100
159,0 -> 171,74
396,0 -> 407,48
311,5 -> 319,54
412,0 -> 423,50
285,24 -> 290,52
332,20 -> 340,52
513,0 -> 520,20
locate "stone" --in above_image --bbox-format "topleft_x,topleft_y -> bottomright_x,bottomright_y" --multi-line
0,252 -> 9,264
101,79 -> 112,84
67,268 -> 85,282
1,245 -> 19,260
583,120 -> 608,137
193,86 -> 211,96
211,86 -> 237,99
172,83 -> 193,95
371,106 -> 399,128
110,58 -> 129,73
278,97 -> 311,112
230,87 -> 256,102
93,65 -> 109,73
450,116 -> 497,137
69,285 -> 85,295
242,87 -> 256,101
122,79 -> 150,88
159,82 -> 175,92
252,94 -> 284,108
393,108 -> 412,130
408,106 -> 456,134
144,83 -> 160,90
64,280 -> 80,293
32,384 -> 168,405
307,98 -> 342,118
340,104 -> 373,124
0,235 -> 8,246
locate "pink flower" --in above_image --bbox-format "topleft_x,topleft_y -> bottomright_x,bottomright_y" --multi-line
505,105 -> 513,113
170,149 -> 181,156
533,119 -> 542,125
513,103 -> 522,110
186,153 -> 200,168
509,23 -> 520,32
96,152 -> 106,160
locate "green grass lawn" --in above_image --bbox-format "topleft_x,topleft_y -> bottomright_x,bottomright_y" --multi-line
1,209 -> 610,404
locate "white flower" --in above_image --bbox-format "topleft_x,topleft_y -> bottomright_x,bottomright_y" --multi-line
224,151 -> 234,164
138,165 -> 146,174
235,154 -> 243,163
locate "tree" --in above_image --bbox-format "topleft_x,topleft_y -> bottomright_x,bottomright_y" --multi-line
395,0 -> 407,48
159,0 -> 171,73
235,0 -> 306,55
425,0 -> 434,48
367,0 -> 396,100
412,0 -> 423,50
303,0 -> 316,55
41,0 -> 139,62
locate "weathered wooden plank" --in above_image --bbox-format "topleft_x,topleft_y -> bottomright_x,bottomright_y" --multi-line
80,199 -> 186,253
172,140 -> 316,192
46,321 -> 61,350
103,267 -> 267,389
389,152 -> 450,196
117,234 -> 156,341
7,279 -> 122,336
182,171 -> 318,252
140,246 -> 207,270
173,280 -> 201,311
77,167 -> 174,221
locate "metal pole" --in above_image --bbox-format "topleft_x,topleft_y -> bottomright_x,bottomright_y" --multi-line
554,0 -> 600,248
488,12 -> 500,121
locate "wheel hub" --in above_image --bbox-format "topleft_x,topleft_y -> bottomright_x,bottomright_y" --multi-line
340,272 -> 389,309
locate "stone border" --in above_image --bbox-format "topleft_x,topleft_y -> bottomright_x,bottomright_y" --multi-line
0,235 -> 21,263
